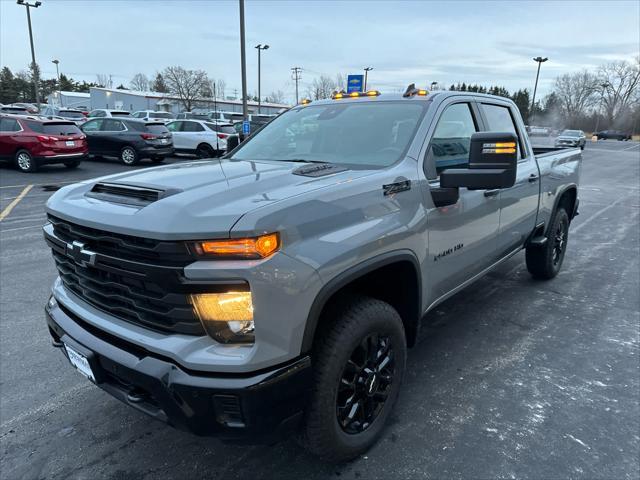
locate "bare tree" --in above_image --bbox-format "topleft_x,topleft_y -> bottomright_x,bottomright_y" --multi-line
96,74 -> 113,89
264,90 -> 285,104
307,75 -> 337,100
130,73 -> 149,91
162,66 -> 209,111
599,59 -> 640,126
553,70 -> 599,126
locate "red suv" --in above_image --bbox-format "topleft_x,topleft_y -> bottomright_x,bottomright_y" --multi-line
0,114 -> 88,172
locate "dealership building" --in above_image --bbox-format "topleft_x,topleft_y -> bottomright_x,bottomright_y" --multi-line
86,87 -> 288,115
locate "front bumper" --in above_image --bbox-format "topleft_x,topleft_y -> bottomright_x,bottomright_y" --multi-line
45,297 -> 312,442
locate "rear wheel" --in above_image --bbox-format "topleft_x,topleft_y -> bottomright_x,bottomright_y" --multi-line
120,146 -> 139,166
300,296 -> 406,462
526,207 -> 570,279
196,144 -> 215,159
64,160 -> 81,169
15,150 -> 37,173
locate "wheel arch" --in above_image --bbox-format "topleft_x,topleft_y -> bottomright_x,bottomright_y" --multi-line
301,250 -> 422,354
551,184 -> 578,226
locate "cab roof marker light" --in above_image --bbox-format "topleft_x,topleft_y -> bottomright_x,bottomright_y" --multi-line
365,90 -> 381,96
300,99 -> 312,105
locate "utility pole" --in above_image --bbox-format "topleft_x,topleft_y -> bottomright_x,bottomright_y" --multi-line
364,67 -> 373,91
530,56 -> 548,125
291,67 -> 302,104
239,0 -> 248,120
17,0 -> 42,104
594,82 -> 609,133
255,44 -> 269,114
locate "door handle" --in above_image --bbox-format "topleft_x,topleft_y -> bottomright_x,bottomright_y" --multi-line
484,189 -> 500,197
528,174 -> 539,182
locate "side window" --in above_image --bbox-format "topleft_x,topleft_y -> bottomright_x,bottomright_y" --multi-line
82,119 -> 102,131
481,104 -> 524,159
166,121 -> 179,132
102,119 -> 125,131
0,118 -> 21,132
425,103 -> 477,179
182,121 -> 204,132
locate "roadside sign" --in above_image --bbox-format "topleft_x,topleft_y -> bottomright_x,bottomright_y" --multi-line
347,75 -> 364,93
242,120 -> 250,135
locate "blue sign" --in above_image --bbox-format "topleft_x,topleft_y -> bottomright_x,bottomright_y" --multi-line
347,74 -> 364,93
242,120 -> 250,135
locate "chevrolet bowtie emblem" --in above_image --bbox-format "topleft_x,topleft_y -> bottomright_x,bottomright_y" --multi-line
66,240 -> 97,267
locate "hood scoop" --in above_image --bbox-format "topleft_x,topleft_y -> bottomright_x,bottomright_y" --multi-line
292,163 -> 348,177
86,182 -> 181,207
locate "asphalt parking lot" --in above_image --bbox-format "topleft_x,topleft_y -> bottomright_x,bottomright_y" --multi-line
1,140 -> 639,480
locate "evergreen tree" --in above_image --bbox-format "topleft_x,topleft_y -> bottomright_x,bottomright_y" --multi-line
151,73 -> 168,93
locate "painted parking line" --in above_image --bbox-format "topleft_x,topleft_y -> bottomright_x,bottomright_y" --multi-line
621,143 -> 640,151
0,185 -> 33,222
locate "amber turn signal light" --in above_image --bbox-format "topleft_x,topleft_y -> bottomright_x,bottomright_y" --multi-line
192,233 -> 280,259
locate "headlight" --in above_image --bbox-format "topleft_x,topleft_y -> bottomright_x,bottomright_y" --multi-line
190,232 -> 280,260
190,291 -> 254,344
47,295 -> 58,309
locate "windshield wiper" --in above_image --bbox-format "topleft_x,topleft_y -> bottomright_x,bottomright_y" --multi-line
283,158 -> 329,164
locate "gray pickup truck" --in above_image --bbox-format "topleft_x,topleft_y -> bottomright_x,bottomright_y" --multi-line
43,87 -> 581,461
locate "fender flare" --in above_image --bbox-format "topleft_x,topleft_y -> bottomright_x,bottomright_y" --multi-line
548,184 -> 578,232
300,249 -> 422,353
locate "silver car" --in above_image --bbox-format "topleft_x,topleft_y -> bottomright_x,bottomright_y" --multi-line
555,129 -> 586,150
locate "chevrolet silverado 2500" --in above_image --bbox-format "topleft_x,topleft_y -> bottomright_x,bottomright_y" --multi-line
44,87 -> 581,461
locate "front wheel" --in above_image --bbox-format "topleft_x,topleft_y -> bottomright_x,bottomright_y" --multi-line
120,146 -> 139,166
300,296 -> 406,462
526,207 -> 570,279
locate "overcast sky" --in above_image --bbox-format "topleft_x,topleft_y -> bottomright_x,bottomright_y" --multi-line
1,0 -> 638,103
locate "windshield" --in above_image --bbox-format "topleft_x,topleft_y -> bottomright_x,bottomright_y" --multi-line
205,122 -> 235,134
151,112 -> 172,119
231,101 -> 426,167
111,111 -> 130,116
561,130 -> 581,137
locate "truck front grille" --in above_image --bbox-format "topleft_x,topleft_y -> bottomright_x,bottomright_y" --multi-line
44,215 -> 205,335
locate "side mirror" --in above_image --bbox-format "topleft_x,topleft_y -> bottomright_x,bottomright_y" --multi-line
440,132 -> 518,190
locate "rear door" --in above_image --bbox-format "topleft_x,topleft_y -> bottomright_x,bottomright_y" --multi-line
100,118 -> 128,155
479,101 -> 539,257
422,98 -> 501,301
166,121 -> 185,149
181,121 -> 207,150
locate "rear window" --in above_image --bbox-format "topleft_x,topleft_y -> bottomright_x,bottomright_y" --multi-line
111,111 -> 130,116
151,112 -> 172,119
205,123 -> 235,134
145,124 -> 169,134
59,111 -> 85,119
1,107 -> 28,113
25,121 -> 80,135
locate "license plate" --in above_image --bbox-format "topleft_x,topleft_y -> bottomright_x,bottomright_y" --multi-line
66,141 -> 75,147
65,344 -> 95,382
160,139 -> 168,144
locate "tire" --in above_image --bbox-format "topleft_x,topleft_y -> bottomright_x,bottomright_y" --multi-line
15,150 -> 37,173
196,144 -> 214,159
120,146 -> 139,166
300,295 -> 407,462
64,160 -> 81,169
580,145 -> 584,150
526,207 -> 570,280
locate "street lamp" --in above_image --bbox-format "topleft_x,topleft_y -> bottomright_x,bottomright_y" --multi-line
363,67 -> 373,91
16,0 -> 42,105
430,81 -> 438,91
594,82 -> 610,133
52,59 -> 60,106
530,56 -> 548,124
255,44 -> 269,114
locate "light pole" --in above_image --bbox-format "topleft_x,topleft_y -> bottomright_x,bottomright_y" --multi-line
430,81 -> 438,91
52,59 -> 60,106
363,67 -> 373,91
255,44 -> 269,113
238,0 -> 248,121
594,82 -> 609,133
17,0 -> 42,105
530,56 -> 548,124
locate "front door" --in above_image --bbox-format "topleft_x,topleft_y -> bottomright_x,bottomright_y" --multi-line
80,119 -> 104,154
422,100 -> 501,302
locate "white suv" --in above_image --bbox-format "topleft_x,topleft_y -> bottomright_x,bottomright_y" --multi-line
131,110 -> 175,123
165,119 -> 236,157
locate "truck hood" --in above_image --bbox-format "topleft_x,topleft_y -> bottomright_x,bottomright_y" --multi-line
46,159 -> 375,240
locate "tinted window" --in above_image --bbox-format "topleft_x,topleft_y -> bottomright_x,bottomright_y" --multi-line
82,119 -> 103,131
59,111 -> 84,119
0,118 -> 21,132
111,111 -> 130,116
42,123 -> 82,135
562,130 -> 581,137
182,121 -> 204,132
232,102 -> 426,168
145,124 -> 169,134
102,119 -> 126,131
205,123 -> 235,134
0,107 -> 28,114
89,110 -> 105,117
481,104 -> 522,158
151,112 -> 172,119
427,103 -> 477,178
